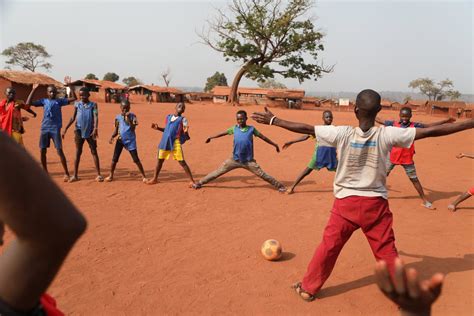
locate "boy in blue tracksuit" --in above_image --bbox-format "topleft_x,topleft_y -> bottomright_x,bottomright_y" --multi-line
105,100 -> 147,182
193,110 -> 286,192
146,102 -> 196,186
63,87 -> 103,182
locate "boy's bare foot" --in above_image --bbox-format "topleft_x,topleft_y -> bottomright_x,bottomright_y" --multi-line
278,186 -> 287,193
285,188 -> 294,195
422,201 -> 436,210
447,204 -> 457,212
142,178 -> 148,183
63,175 -> 70,182
192,183 -> 202,190
95,175 -> 104,182
68,176 -> 79,183
146,179 -> 158,185
105,176 -> 113,182
188,182 -> 196,188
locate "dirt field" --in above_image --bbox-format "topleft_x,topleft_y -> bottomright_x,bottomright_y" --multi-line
4,101 -> 473,315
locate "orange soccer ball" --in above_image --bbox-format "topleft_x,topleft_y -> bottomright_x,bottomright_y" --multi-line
261,239 -> 282,261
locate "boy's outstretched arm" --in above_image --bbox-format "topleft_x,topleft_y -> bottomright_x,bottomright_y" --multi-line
420,117 -> 456,128
66,85 -> 77,103
25,84 -> 39,106
62,107 -> 78,139
109,121 -> 119,144
0,133 -> 87,312
151,123 -> 165,133
251,107 -> 315,136
256,133 -> 280,153
415,119 -> 474,140
283,135 -> 311,150
205,131 -> 228,143
375,117 -> 387,125
457,153 -> 474,159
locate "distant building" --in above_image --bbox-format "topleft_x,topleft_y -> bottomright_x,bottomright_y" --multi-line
211,86 -> 305,108
0,69 -> 63,101
128,85 -> 185,103
69,79 -> 126,103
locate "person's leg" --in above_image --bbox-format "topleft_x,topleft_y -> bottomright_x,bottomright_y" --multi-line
403,164 -> 434,209
300,201 -> 359,296
361,198 -> 398,276
193,158 -> 241,188
174,142 -> 195,185
40,148 -> 48,172
178,160 -> 195,185
87,137 -> 102,181
106,140 -> 123,181
39,131 -> 50,172
448,188 -> 473,212
246,160 -> 286,191
129,149 -> 147,181
147,159 -> 165,184
386,161 -> 396,176
70,130 -> 85,182
52,129 -> 69,181
287,167 -> 313,194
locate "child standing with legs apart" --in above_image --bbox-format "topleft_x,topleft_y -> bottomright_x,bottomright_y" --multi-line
251,89 -> 474,302
283,110 -> 337,194
448,153 -> 474,212
146,102 -> 196,186
193,110 -> 286,192
106,100 -> 147,182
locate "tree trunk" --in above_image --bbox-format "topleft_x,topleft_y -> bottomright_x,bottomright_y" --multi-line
228,63 -> 252,106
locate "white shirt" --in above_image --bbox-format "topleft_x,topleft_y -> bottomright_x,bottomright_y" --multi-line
314,125 -> 416,199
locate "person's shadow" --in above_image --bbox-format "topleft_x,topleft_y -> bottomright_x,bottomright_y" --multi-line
316,251 -> 474,299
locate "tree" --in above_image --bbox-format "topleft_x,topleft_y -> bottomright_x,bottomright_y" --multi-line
103,72 -> 119,82
204,72 -> 228,92
403,95 -> 412,103
122,76 -> 143,87
1,42 -> 52,72
84,73 -> 98,80
409,78 -> 461,101
258,78 -> 287,89
199,0 -> 332,104
161,68 -> 172,87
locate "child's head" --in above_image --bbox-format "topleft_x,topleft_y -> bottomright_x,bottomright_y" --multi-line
236,110 -> 248,127
120,100 -> 131,114
354,89 -> 381,120
398,107 -> 413,125
47,85 -> 58,99
322,110 -> 333,125
175,102 -> 186,115
5,87 -> 16,102
79,87 -> 90,102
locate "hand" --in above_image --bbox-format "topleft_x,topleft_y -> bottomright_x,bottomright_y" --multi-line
375,258 -> 443,315
275,144 -> 280,153
205,138 -> 211,143
456,153 -> 464,159
447,117 -> 456,123
151,123 -> 159,130
109,137 -> 114,144
251,107 -> 275,125
92,129 -> 98,139
32,112 -> 37,118
282,142 -> 292,150
32,83 -> 39,90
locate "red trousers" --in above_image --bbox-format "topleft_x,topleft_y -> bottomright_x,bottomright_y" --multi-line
302,196 -> 398,295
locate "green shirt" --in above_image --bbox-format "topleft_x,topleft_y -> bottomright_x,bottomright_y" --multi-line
227,125 -> 260,136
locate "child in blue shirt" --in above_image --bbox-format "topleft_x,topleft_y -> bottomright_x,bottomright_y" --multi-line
63,87 -> 103,182
26,83 -> 77,181
105,100 -> 147,182
193,110 -> 286,192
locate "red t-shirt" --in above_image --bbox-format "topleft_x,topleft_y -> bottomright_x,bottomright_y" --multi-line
390,121 -> 416,164
0,99 -> 15,136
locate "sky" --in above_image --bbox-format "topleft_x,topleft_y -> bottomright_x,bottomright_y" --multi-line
0,0 -> 472,93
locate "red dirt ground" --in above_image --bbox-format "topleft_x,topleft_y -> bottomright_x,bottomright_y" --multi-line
4,101 -> 473,315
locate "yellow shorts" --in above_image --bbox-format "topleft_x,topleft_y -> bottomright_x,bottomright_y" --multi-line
158,139 -> 184,161
11,131 -> 24,145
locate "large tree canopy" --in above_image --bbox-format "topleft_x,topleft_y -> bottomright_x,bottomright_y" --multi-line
84,73 -> 98,80
200,0 -> 332,104
122,76 -> 143,87
1,42 -> 52,72
409,78 -> 461,101
103,72 -> 120,82
204,72 -> 229,92
258,78 -> 287,89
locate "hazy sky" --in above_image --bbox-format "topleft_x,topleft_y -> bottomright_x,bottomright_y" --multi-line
0,0 -> 472,93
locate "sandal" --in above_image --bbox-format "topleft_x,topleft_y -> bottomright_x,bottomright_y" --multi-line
192,183 -> 202,189
95,175 -> 104,182
63,175 -> 70,182
292,282 -> 316,302
68,176 -> 79,183
421,201 -> 436,210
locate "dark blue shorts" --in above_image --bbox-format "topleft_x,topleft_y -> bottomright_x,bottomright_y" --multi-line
39,129 -> 62,149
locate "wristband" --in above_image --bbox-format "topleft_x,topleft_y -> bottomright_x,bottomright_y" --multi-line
269,116 -> 277,125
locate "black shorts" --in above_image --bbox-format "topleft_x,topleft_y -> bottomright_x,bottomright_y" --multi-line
112,139 -> 140,163
74,129 -> 97,150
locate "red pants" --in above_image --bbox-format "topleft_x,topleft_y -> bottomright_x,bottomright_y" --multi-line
301,196 -> 398,295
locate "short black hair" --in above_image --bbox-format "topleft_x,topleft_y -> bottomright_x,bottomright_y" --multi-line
236,110 -> 247,117
355,89 -> 381,116
79,87 -> 90,93
400,107 -> 412,114
121,99 -> 130,107
323,110 -> 333,116
5,87 -> 15,93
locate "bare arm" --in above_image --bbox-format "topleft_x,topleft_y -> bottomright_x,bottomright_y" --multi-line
25,83 -> 39,106
66,85 -> 77,103
25,108 -> 37,118
283,135 -> 311,150
92,104 -> 99,139
256,132 -> 280,152
421,117 -> 456,128
205,131 -> 229,143
251,107 -> 315,136
0,133 -> 86,312
415,119 -> 474,140
151,123 -> 165,133
109,121 -> 119,144
457,153 -> 474,159
375,117 -> 386,125
62,107 -> 78,139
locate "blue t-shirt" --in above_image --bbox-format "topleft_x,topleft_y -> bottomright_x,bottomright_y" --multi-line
75,101 -> 97,139
116,113 -> 137,151
232,125 -> 255,163
384,120 -> 424,128
32,98 -> 69,131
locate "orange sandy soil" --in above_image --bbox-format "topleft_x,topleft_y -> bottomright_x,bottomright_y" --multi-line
4,101 -> 474,315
